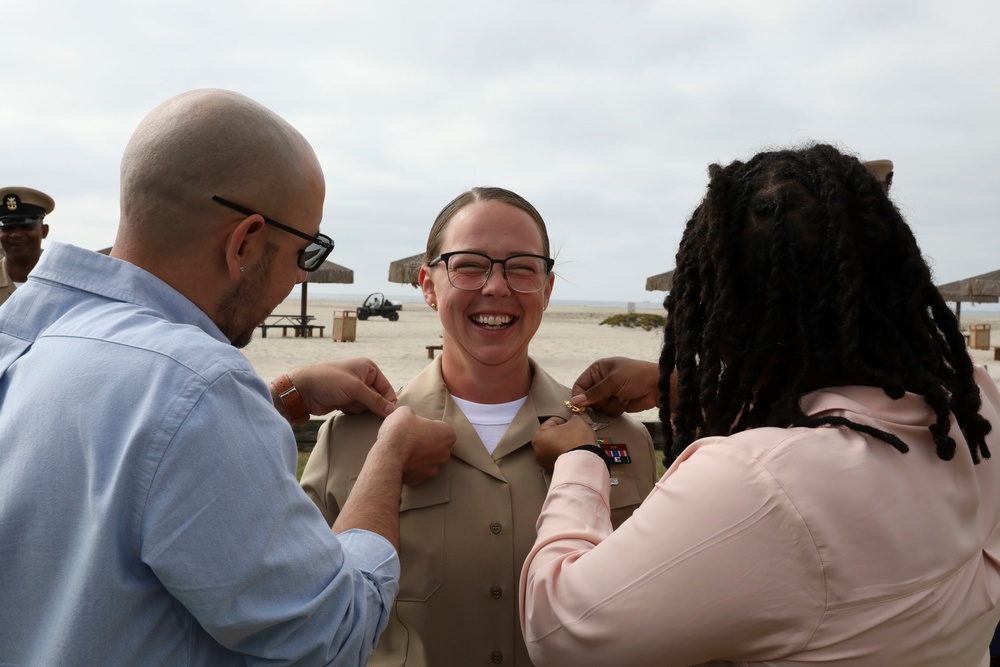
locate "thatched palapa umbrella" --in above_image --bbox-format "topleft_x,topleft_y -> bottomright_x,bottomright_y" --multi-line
936,269 -> 1000,327
645,270 -> 674,292
298,260 -> 354,333
388,253 -> 425,287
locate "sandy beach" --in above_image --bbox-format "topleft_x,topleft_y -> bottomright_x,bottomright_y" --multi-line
241,298 -> 1000,423
242,298 -> 667,421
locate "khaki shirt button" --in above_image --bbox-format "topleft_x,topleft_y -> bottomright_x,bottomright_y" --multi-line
489,521 -> 502,534
490,585 -> 502,599
491,650 -> 503,663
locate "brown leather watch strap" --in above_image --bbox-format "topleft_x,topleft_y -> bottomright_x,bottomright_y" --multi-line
272,374 -> 309,421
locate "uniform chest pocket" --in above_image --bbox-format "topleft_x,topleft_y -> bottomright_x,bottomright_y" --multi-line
608,471 -> 643,529
349,473 -> 451,601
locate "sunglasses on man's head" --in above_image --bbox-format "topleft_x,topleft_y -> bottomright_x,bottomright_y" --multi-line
212,195 -> 334,271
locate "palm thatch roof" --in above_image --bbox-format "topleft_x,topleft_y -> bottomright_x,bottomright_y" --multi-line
936,269 -> 1000,304
388,253 -> 425,287
308,261 -> 353,285
645,270 -> 674,292
295,260 -> 354,327
936,269 -> 1000,327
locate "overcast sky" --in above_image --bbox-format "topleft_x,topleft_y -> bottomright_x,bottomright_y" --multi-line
4,0 -> 998,305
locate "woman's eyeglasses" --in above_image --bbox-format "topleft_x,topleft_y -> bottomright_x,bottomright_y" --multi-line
427,251 -> 554,293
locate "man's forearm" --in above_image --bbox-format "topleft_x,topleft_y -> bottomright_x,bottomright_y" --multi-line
332,440 -> 403,551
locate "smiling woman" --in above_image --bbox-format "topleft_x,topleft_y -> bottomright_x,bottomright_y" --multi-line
300,186 -> 658,667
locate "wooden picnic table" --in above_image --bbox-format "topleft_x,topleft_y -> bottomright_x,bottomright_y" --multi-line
259,314 -> 325,338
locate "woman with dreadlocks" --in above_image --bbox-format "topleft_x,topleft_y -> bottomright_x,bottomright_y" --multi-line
519,144 -> 1000,666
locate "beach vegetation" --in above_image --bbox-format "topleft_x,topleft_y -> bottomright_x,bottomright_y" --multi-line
599,313 -> 666,331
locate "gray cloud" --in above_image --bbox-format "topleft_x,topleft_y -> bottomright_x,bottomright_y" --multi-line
3,0 -> 997,305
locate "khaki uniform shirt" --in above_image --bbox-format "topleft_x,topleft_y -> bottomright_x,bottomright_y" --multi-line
0,258 -> 16,306
301,357 -> 657,667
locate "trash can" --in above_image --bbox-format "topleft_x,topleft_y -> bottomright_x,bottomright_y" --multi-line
971,323 -> 991,350
332,310 -> 357,342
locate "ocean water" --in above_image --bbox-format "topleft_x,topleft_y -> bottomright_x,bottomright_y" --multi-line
297,288 -> 667,310
295,287 -> 1000,316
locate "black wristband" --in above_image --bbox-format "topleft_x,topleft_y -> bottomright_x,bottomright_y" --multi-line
567,444 -> 612,472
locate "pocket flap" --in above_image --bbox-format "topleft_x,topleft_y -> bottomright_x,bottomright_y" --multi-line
348,471 -> 451,512
400,474 -> 451,512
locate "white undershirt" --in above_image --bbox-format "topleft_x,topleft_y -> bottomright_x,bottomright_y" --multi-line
450,395 -> 528,454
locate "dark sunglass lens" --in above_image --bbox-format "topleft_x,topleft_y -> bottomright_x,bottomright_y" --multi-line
301,244 -> 325,270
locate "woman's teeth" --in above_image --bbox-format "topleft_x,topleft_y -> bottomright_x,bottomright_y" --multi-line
473,314 -> 512,327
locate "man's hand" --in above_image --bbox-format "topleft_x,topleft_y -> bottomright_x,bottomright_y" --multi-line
375,406 -> 455,486
531,415 -> 597,473
273,358 -> 398,422
569,357 -> 663,416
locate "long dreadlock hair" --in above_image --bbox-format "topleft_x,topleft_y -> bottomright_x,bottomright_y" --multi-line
658,143 -> 992,467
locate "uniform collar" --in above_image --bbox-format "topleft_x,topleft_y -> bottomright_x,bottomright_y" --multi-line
398,357 -> 575,477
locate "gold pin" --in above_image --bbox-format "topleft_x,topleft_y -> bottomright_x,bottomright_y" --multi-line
564,400 -> 584,414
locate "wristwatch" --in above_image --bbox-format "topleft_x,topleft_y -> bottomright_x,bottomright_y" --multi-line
272,374 -> 309,421
567,444 -> 612,472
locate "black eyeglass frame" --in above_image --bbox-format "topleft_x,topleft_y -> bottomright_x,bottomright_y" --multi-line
212,195 -> 334,272
427,251 -> 555,293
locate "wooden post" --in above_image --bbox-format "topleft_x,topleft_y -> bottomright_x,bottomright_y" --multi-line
300,281 -> 309,337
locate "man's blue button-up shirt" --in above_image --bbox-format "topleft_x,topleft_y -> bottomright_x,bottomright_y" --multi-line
0,243 -> 399,666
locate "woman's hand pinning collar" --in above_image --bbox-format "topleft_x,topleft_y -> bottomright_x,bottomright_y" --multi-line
569,356 -> 663,416
531,414 -> 598,473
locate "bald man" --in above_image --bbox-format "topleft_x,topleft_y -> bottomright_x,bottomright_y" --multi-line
0,90 -> 454,666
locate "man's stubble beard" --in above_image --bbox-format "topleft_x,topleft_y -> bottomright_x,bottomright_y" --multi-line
217,242 -> 278,349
